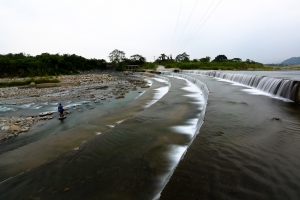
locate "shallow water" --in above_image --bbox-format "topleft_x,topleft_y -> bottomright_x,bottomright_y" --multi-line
0,83 -> 149,155
161,73 -> 300,199
0,77 -> 206,200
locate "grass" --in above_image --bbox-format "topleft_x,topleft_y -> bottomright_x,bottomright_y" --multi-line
0,77 -> 60,88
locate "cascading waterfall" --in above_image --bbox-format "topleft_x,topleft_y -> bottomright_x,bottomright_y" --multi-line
183,70 -> 300,102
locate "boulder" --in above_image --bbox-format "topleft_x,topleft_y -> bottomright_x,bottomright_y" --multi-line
30,82 -> 36,87
141,85 -> 150,88
116,95 -> 125,99
10,125 -> 20,131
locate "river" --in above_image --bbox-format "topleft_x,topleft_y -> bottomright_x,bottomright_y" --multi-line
0,71 -> 300,199
161,71 -> 300,199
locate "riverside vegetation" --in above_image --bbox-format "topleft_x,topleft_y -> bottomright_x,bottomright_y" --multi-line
155,53 -> 267,70
0,51 -> 274,84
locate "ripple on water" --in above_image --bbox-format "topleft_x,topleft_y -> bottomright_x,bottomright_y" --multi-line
161,73 -> 300,200
0,106 -> 16,112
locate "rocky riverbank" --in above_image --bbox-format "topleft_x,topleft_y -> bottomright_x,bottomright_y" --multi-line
0,71 -> 148,141
0,115 -> 53,140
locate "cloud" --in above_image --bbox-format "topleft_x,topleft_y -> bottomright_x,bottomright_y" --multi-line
1,0 -> 300,63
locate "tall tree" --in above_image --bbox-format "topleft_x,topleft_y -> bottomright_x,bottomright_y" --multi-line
108,49 -> 125,64
213,55 -> 228,62
130,54 -> 146,65
175,52 -> 190,62
160,54 -> 167,61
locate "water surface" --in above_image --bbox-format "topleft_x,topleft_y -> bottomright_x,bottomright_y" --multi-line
161,73 -> 300,199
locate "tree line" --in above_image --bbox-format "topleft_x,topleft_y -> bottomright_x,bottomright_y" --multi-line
155,53 -> 261,64
0,53 -> 107,78
0,50 -> 266,78
155,53 -> 264,70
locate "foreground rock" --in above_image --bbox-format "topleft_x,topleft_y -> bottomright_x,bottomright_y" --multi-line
0,116 -> 54,141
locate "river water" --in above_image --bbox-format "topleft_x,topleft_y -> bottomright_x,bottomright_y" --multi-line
0,71 -> 300,199
161,71 -> 300,200
0,76 -> 206,199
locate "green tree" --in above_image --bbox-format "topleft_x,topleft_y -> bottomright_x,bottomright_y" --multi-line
212,55 -> 227,62
231,58 -> 242,62
200,56 -> 211,62
157,54 -> 167,61
108,49 -> 125,64
130,54 -> 146,65
175,52 -> 190,62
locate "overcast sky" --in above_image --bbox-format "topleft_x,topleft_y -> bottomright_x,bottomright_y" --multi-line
1,0 -> 299,63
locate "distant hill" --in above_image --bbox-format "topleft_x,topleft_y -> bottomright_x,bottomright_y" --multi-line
282,57 -> 300,65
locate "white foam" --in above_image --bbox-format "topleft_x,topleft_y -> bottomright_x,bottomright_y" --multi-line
143,86 -> 169,108
18,103 -> 35,108
134,91 -> 145,99
107,125 -> 115,128
0,106 -> 16,112
146,79 -> 153,86
152,78 -> 169,84
215,77 -> 294,102
153,86 -> 169,100
66,103 -> 81,108
168,75 -> 183,80
116,119 -> 127,124
242,88 -> 294,102
166,145 -> 187,169
171,118 -> 199,138
30,105 -> 42,109
95,132 -> 101,135
181,82 -> 202,93
154,145 -> 188,200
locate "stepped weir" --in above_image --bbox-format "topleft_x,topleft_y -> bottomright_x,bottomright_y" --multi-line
183,70 -> 300,103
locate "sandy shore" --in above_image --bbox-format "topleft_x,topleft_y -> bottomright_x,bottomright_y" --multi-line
0,71 -> 148,141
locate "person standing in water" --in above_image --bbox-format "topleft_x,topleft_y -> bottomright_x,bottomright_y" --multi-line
58,103 -> 64,118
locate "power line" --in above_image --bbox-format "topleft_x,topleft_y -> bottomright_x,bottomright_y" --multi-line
182,0 -> 223,51
179,0 -> 216,52
170,0 -> 184,55
173,0 -> 199,53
